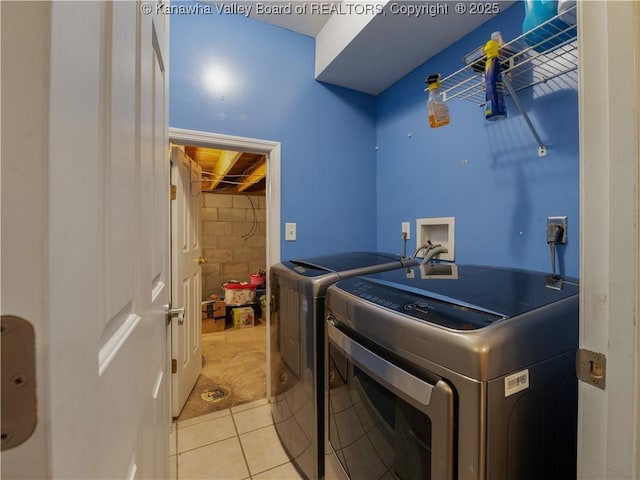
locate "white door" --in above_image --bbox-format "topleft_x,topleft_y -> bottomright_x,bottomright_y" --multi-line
1,1 -> 171,478
170,146 -> 204,417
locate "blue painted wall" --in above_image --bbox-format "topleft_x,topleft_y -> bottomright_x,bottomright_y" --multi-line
170,6 -> 378,259
376,3 -> 580,276
170,1 -> 580,275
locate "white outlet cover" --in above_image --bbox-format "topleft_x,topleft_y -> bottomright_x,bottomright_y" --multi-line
402,222 -> 410,239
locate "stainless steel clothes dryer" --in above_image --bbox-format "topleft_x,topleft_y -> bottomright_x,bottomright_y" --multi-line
325,264 -> 579,480
270,252 -> 417,480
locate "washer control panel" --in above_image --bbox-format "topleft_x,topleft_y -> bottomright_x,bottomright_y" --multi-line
342,278 -> 503,330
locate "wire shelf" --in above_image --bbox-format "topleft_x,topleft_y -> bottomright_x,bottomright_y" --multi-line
438,5 -> 578,105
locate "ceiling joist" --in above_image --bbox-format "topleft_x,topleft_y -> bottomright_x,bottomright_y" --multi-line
206,150 -> 242,191
180,144 -> 267,195
237,159 -> 267,192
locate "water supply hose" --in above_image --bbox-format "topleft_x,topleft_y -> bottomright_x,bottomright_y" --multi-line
421,245 -> 449,264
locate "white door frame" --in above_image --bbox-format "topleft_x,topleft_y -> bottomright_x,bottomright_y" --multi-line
168,127 -> 281,401
1,3 -> 51,477
578,1 -> 640,478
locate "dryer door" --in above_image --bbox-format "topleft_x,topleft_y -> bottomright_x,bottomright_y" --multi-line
327,319 -> 455,480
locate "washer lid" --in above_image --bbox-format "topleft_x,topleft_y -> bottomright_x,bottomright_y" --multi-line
282,251 -> 411,277
356,264 -> 579,319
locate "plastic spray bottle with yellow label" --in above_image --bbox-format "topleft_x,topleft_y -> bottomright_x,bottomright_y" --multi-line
426,74 -> 450,128
483,38 -> 507,121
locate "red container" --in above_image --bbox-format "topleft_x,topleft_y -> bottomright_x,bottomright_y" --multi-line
250,273 -> 266,286
223,281 -> 257,306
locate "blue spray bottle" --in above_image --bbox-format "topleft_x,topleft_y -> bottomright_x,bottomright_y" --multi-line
483,38 -> 507,121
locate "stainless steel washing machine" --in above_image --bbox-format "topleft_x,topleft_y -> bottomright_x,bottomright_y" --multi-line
270,252 -> 417,480
325,263 -> 579,480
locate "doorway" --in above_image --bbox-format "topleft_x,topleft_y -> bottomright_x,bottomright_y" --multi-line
168,128 -> 281,421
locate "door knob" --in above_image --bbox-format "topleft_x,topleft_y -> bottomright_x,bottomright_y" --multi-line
196,256 -> 207,265
166,306 -> 185,325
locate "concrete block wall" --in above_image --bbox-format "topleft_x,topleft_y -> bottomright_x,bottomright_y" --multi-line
201,193 -> 266,300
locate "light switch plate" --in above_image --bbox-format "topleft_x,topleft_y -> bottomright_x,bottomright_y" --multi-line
285,223 -> 296,241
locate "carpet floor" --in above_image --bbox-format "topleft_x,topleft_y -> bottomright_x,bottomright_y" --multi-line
176,323 -> 267,422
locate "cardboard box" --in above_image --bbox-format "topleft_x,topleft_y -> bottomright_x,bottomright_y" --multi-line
202,317 -> 225,334
232,307 -> 255,329
202,300 -> 225,320
202,300 -> 226,333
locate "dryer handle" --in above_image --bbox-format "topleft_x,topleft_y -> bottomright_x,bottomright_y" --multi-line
327,315 -> 435,406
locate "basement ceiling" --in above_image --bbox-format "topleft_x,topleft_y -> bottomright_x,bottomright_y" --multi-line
184,146 -> 266,195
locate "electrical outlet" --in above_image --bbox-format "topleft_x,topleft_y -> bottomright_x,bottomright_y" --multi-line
401,222 -> 410,239
547,216 -> 568,244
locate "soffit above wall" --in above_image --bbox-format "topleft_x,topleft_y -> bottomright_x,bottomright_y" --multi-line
245,0 -> 516,95
315,1 -> 516,95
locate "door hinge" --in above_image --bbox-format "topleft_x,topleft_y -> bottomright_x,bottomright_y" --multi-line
1,315 -> 37,451
172,359 -> 177,374
170,184 -> 177,201
576,348 -> 606,390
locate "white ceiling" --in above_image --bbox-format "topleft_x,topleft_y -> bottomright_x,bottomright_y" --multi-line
248,0 -> 515,95
248,4 -> 333,36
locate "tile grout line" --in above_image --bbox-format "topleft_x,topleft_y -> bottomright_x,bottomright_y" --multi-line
174,411 -> 238,455
174,400 -> 281,480
233,403 -> 295,479
230,407 -> 254,480
174,433 -> 239,456
173,422 -> 179,480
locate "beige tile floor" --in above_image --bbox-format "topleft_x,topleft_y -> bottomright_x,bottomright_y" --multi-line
170,398 -> 304,480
